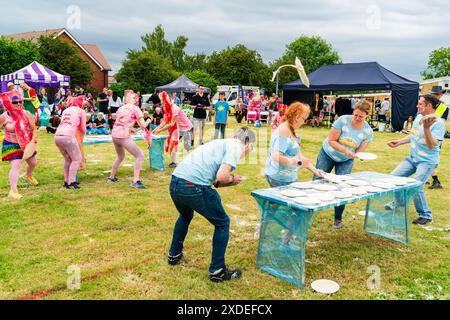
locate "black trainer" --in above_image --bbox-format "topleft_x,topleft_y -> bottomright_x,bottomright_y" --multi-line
413,217 -> 433,225
168,253 -> 183,266
66,182 -> 80,190
209,266 -> 242,283
428,181 -> 443,190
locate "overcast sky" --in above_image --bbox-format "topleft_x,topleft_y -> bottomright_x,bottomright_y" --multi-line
2,0 -> 449,81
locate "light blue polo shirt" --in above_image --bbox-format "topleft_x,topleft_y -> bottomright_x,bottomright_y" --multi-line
265,133 -> 301,183
322,115 -> 373,162
410,114 -> 445,165
173,139 -> 243,186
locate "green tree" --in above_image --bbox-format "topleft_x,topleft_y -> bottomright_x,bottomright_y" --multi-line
186,70 -> 219,95
272,35 -> 342,85
184,53 -> 209,73
0,37 -> 41,76
115,50 -> 178,94
37,36 -> 93,88
141,24 -> 188,71
421,47 -> 450,80
206,44 -> 272,90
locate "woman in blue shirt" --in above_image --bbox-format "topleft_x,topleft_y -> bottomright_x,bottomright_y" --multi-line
315,101 -> 374,229
265,102 -> 324,187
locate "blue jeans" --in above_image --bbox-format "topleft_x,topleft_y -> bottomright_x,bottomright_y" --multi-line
95,128 -> 109,135
265,175 -> 294,188
314,148 -> 355,221
169,176 -> 230,273
215,123 -> 226,140
391,156 -> 435,220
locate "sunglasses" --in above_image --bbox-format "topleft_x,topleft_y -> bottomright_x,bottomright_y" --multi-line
12,101 -> 23,105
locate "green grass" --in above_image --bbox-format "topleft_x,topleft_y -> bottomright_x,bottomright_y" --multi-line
0,119 -> 449,300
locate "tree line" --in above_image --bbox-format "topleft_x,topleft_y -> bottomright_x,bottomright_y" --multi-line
1,25 -> 448,96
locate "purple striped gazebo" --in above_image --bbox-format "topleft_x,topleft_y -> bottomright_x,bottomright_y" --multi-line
1,61 -> 71,92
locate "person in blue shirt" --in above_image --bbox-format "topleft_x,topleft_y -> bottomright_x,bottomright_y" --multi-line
265,102 -> 324,187
172,92 -> 181,106
167,127 -> 256,283
214,92 -> 230,140
315,101 -> 374,229
387,95 -> 446,225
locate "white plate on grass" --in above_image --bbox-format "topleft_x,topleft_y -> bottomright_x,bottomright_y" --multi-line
313,184 -> 338,192
290,182 -> 314,190
342,188 -> 367,196
346,180 -> 369,187
281,190 -> 306,198
372,182 -> 396,189
294,197 -> 321,205
356,152 -> 378,161
329,191 -> 353,199
311,279 -> 340,294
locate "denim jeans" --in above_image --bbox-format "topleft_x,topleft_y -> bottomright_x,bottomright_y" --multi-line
215,123 -> 226,140
314,148 -> 355,221
265,175 -> 294,188
391,156 -> 436,220
169,176 -> 230,273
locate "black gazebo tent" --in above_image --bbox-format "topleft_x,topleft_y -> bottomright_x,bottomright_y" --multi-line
282,62 -> 420,131
156,75 -> 211,95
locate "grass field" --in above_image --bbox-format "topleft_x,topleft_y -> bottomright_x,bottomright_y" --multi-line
0,119 -> 449,300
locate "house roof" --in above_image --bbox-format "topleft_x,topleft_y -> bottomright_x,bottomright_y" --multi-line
6,28 -> 111,71
8,28 -> 65,41
83,44 -> 112,71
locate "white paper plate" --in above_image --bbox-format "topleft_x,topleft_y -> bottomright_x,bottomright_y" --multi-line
356,152 -> 378,161
312,193 -> 336,201
290,182 -> 314,190
342,188 -> 367,196
329,191 -> 353,199
322,173 -> 343,184
339,175 -> 354,181
313,184 -> 338,191
403,177 -> 418,183
372,182 -> 396,189
379,178 -> 406,186
346,180 -> 369,187
363,186 -> 384,193
281,189 -> 306,198
294,197 -> 321,205
311,279 -> 340,294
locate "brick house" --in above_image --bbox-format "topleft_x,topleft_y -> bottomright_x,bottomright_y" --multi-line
8,28 -> 112,94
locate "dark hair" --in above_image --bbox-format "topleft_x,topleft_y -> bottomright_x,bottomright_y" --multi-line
112,91 -> 118,102
421,94 -> 440,110
219,92 -> 225,96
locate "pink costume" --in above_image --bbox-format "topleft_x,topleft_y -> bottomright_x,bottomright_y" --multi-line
0,91 -> 36,191
54,107 -> 86,184
110,102 -> 145,182
167,105 -> 193,153
250,98 -> 263,120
